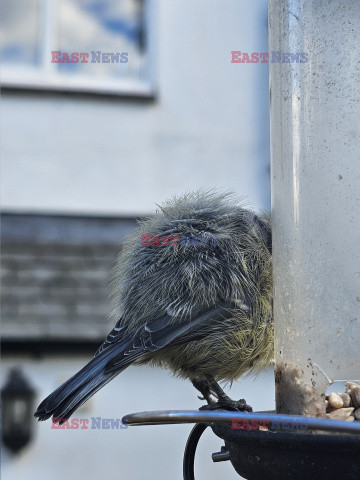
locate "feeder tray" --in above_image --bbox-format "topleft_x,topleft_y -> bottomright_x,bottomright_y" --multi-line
213,423 -> 360,480
123,410 -> 360,480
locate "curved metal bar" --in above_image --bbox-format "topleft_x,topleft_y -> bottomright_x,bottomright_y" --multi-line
122,410 -> 360,434
183,424 -> 208,480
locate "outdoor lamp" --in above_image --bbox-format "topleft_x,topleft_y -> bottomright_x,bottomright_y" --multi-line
1,367 -> 36,454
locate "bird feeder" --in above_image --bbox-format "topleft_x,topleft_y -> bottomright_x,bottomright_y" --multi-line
122,1 -> 360,478
270,0 -> 360,420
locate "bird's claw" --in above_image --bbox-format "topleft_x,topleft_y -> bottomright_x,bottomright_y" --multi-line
199,397 -> 252,412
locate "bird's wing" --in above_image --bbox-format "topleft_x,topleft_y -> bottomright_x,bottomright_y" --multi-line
94,318 -> 128,356
104,304 -> 234,372
34,304 -> 233,422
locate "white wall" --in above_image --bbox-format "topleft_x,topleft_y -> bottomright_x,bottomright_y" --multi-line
1,358 -> 275,480
1,0 -> 270,216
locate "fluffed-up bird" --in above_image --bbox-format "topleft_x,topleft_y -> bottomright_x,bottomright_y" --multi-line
35,191 -> 273,423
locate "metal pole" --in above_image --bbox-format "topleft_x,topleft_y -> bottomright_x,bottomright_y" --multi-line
269,0 -> 360,416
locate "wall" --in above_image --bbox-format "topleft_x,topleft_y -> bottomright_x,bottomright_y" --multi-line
1,0 -> 270,216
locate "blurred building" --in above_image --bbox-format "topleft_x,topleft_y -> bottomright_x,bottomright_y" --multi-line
1,1 -> 273,480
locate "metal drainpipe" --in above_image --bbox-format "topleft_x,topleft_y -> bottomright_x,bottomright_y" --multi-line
269,0 -> 360,417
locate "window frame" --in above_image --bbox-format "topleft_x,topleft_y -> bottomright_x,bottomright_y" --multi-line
1,0 -> 156,98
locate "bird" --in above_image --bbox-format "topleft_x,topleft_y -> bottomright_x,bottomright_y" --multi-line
35,190 -> 273,423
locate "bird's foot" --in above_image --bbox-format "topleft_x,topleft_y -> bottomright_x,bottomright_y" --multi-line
192,378 -> 218,405
199,396 -> 252,412
193,375 -> 252,411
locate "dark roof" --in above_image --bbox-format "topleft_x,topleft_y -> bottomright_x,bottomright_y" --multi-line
1,213 -> 139,347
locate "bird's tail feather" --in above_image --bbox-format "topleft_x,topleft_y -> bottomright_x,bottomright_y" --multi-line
34,339 -> 137,423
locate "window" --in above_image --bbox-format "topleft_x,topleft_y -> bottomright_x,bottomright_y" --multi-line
0,0 -> 154,96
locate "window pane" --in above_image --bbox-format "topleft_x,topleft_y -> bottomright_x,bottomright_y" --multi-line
56,0 -> 146,80
0,0 -> 42,66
